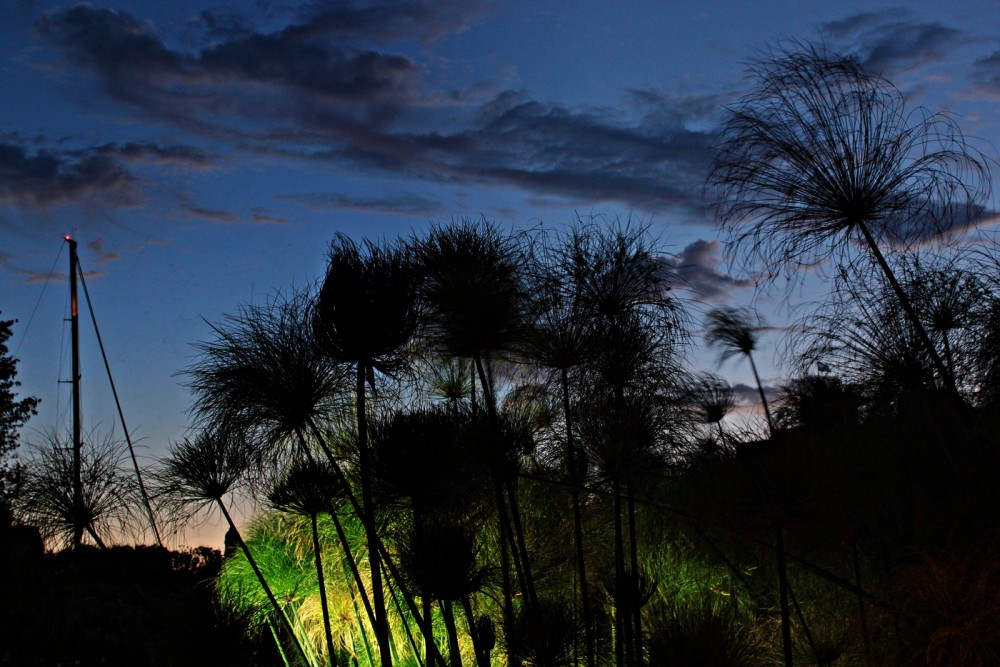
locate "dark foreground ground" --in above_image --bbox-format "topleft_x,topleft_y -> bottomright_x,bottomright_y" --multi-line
0,519 -> 279,667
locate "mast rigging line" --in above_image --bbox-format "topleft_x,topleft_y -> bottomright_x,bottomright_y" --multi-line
75,253 -> 163,547
12,243 -> 64,359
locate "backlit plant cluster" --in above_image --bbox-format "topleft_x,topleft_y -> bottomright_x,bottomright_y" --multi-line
23,43 -> 1000,667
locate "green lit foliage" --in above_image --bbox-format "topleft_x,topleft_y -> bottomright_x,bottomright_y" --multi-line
183,183 -> 1000,667
219,512 -> 369,665
219,510 -> 480,667
644,601 -> 773,667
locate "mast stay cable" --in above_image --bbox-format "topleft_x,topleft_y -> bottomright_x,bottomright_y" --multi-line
76,258 -> 163,547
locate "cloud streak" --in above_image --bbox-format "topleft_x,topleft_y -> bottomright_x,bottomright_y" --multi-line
819,10 -> 965,75
32,3 -> 721,217
280,191 -> 443,215
658,239 -> 755,302
0,141 -> 135,206
0,138 -> 214,209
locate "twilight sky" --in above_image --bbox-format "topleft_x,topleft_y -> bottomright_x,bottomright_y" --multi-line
4,0 -> 1000,543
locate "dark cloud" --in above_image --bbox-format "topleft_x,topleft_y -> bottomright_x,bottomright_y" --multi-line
882,201 -> 998,249
192,9 -> 257,44
0,249 -> 105,283
0,251 -> 54,284
184,204 -> 238,223
199,34 -> 418,104
0,138 -> 213,210
731,382 -> 780,406
289,0 -> 485,43
35,5 -> 184,97
820,11 -> 964,75
280,191 -> 443,215
0,141 -> 135,206
97,142 -> 214,168
36,4 -> 422,128
86,238 -> 120,265
974,49 -> 1000,95
298,90 -> 717,213
658,239 -> 754,301
446,92 -> 714,211
250,208 -> 288,225
34,5 -> 719,217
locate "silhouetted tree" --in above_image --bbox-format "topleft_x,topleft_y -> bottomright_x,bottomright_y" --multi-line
314,234 -> 420,667
792,264 -> 947,416
705,307 -> 775,433
157,429 -> 310,665
692,372 -> 737,452
0,314 -> 39,505
186,288 -> 349,483
411,218 -> 537,656
17,429 -> 140,549
774,375 -> 861,433
270,460 -> 346,667
570,221 -> 687,666
704,307 -> 792,665
522,226 -> 601,667
710,43 -> 992,391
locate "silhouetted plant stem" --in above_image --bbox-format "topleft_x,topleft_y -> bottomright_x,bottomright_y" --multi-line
383,566 -> 425,667
311,512 -> 338,667
423,597 -> 433,667
856,221 -> 955,392
344,556 -> 376,667
442,600 -> 464,667
217,499 -> 310,666
852,544 -> 874,667
331,507 -> 377,639
775,525 -> 793,667
627,478 -> 643,665
787,578 -> 819,665
747,352 -> 774,433
613,476 -> 629,667
294,428 -> 379,634
377,537 -> 449,667
503,475 -> 538,608
475,352 -> 537,611
305,418 -> 448,667
497,509 -> 516,667
493,475 -> 529,609
561,368 -> 596,667
86,525 -> 107,549
355,362 -> 392,667
474,356 -> 495,417
461,596 -> 491,667
465,359 -> 477,415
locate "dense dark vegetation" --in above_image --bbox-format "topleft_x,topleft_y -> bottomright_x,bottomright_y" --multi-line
6,44 -> 1000,666
0,512 -> 280,666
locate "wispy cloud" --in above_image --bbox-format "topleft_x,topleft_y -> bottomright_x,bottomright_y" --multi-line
819,10 -> 965,75
280,191 -> 443,215
86,237 -> 119,265
0,248 -> 105,284
250,208 -> 288,225
973,49 -> 1000,96
97,142 -> 215,168
0,141 -> 136,206
0,137 -> 215,211
658,239 -> 754,302
184,204 -> 239,223
32,3 -> 721,218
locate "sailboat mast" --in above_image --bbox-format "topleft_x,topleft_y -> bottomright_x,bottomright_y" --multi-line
66,235 -> 83,550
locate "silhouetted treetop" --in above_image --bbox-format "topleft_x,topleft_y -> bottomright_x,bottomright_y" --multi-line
711,42 -> 992,279
1,315 -> 39,502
